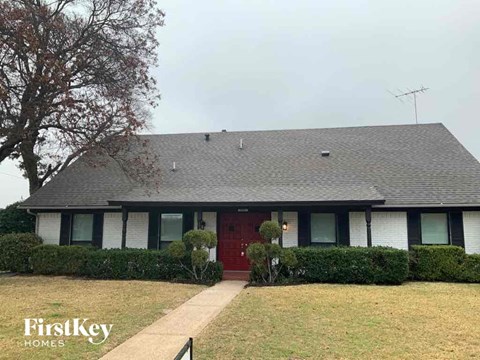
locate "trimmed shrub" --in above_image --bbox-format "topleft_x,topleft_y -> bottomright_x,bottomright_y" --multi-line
409,245 -> 480,283
258,221 -> 282,241
0,233 -> 42,272
247,221 -> 298,284
31,245 -> 91,275
461,254 -> 480,283
168,230 -> 218,281
291,246 -> 409,285
82,248 -> 223,283
409,245 -> 466,281
82,249 -> 182,280
202,261 -> 223,283
29,245 -> 223,283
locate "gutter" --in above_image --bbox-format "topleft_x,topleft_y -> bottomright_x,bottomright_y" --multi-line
373,203 -> 480,208
17,205 -> 122,210
107,199 -> 386,207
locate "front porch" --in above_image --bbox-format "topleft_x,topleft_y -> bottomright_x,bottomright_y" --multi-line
35,203 -> 479,257
115,203 -> 379,272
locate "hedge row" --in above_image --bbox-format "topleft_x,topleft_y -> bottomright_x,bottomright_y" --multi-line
2,232 -> 480,285
409,245 -> 480,282
30,245 -> 223,283
30,245 -> 93,275
0,233 -> 42,272
289,246 -> 410,285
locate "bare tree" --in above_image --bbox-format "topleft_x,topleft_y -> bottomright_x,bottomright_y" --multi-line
0,0 -> 164,193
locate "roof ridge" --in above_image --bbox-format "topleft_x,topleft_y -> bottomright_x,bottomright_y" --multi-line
138,122 -> 444,137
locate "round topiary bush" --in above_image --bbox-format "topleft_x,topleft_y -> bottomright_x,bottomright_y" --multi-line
167,230 -> 219,281
0,233 -> 42,272
247,221 -> 298,284
259,221 -> 282,241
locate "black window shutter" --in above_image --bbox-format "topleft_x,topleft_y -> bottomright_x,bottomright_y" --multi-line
407,210 -> 421,248
337,212 -> 350,246
92,213 -> 104,248
59,213 -> 72,246
148,211 -> 160,250
450,212 -> 465,248
183,212 -> 194,234
298,211 -> 310,247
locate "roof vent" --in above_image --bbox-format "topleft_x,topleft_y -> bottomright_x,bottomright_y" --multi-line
221,129 -> 227,132
205,134 -> 210,141
172,161 -> 176,171
239,138 -> 243,149
321,151 -> 330,157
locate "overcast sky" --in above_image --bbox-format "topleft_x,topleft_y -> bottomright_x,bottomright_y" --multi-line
1,0 -> 479,207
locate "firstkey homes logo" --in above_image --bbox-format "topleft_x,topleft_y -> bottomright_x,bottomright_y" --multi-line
24,318 -> 113,347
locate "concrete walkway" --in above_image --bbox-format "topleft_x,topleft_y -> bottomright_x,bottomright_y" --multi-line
100,280 -> 246,360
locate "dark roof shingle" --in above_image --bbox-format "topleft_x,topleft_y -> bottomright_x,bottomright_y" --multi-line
21,123 -> 480,207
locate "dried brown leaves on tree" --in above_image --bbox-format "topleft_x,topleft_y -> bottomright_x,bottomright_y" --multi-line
0,0 -> 164,193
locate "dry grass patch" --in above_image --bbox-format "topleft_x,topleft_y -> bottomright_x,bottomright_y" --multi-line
195,282 -> 480,359
0,275 -> 205,359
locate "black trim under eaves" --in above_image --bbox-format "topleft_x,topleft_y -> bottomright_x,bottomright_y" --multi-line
107,200 -> 386,207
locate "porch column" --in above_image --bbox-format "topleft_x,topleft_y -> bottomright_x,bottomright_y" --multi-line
121,207 -> 128,249
365,207 -> 372,247
197,210 -> 204,230
278,210 -> 284,247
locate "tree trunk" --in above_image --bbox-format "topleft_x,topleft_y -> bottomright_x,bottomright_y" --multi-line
19,136 -> 41,194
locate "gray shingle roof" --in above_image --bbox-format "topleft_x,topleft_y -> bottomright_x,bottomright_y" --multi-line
21,123 -> 480,208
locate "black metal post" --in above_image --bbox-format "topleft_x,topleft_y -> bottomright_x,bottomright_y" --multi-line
197,210 -> 203,229
121,207 -> 128,249
365,207 -> 372,247
278,210 -> 284,247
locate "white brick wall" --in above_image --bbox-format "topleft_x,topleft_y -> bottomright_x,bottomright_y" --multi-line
371,212 -> 408,250
37,213 -> 61,245
126,212 -> 148,249
349,211 -> 408,250
349,212 -> 367,247
463,211 -> 480,254
103,212 -> 122,249
194,212 -> 218,261
271,211 -> 298,247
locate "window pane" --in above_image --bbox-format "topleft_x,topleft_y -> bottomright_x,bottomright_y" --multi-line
421,213 -> 449,245
161,214 -> 183,242
311,213 -> 336,243
72,214 -> 93,241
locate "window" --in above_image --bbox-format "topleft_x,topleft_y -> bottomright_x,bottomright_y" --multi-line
160,214 -> 183,249
421,213 -> 449,245
71,214 -> 93,245
311,213 -> 336,244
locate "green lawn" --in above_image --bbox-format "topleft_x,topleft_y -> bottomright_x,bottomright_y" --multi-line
0,276 -> 205,359
196,282 -> 480,359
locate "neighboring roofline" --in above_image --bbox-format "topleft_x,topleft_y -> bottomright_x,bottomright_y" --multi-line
373,203 -> 480,208
108,200 -> 386,207
18,205 -> 122,210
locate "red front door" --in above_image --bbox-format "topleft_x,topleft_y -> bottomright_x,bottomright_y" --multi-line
218,212 -> 271,271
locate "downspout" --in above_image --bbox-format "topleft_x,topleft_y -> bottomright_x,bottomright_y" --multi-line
26,209 -> 39,234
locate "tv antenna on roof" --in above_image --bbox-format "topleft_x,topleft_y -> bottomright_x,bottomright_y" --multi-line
388,86 -> 429,124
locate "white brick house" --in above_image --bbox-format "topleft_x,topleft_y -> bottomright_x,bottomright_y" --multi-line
22,124 -> 480,272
